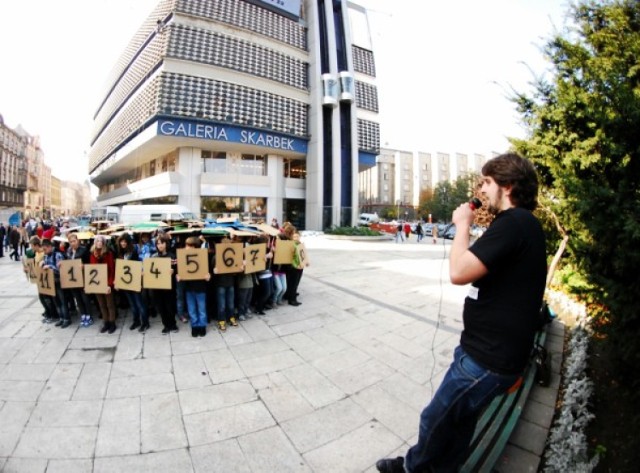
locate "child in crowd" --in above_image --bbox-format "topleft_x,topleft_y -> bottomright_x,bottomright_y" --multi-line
116,233 -> 149,332
90,235 -> 117,334
151,234 -> 178,334
176,236 -> 210,337
40,239 -> 71,328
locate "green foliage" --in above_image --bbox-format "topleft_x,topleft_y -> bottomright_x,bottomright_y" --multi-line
419,174 -> 479,222
324,226 -> 383,236
512,0 -> 640,387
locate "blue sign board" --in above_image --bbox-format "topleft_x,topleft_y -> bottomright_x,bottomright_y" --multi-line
157,119 -> 308,154
8,212 -> 20,226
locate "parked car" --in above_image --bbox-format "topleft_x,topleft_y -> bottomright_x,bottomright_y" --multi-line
442,224 -> 456,239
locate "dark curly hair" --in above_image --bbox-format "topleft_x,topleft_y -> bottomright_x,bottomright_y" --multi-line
482,153 -> 539,210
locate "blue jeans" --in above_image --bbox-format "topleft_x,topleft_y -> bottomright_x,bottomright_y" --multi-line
272,273 -> 287,304
186,290 -> 207,328
404,346 -> 520,472
125,291 -> 148,324
216,286 -> 234,322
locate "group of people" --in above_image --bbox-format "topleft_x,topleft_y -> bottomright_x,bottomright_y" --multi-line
21,221 -> 308,338
395,221 -> 439,243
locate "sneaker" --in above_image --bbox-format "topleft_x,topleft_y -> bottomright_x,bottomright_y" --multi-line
375,457 -> 405,473
138,322 -> 150,333
229,317 -> 238,327
54,319 -> 64,327
218,321 -> 227,332
60,320 -> 71,329
42,317 -> 54,324
86,316 -> 94,326
129,321 -> 141,331
171,327 -> 179,334
161,327 -> 171,335
179,315 -> 188,323
238,315 -> 246,322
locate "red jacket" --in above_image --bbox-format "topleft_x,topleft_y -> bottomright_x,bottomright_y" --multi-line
90,250 -> 115,287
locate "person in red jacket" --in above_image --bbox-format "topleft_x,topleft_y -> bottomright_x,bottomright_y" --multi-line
403,221 -> 411,240
89,235 -> 117,334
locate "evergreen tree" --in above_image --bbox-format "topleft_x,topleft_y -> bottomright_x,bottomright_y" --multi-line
512,0 -> 640,386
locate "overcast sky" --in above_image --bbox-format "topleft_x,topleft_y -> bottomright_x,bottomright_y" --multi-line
0,0 -> 569,183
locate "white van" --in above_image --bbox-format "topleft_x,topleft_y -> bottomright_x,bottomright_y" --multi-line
119,205 -> 197,225
357,213 -> 380,226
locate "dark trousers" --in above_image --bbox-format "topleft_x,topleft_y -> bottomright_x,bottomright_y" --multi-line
284,268 -> 303,302
154,288 -> 177,330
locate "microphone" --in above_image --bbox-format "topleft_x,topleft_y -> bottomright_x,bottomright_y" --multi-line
442,198 -> 483,236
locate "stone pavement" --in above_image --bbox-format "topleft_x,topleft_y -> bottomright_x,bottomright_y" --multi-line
0,235 -> 563,472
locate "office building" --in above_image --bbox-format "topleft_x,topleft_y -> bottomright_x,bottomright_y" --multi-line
88,0 -> 380,230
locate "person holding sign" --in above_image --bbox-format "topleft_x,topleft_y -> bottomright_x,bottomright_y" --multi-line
65,233 -> 93,327
150,234 -> 178,335
40,239 -> 71,328
90,235 -> 117,334
116,234 -> 149,332
210,238 -> 241,332
25,236 -> 58,323
176,236 -> 210,337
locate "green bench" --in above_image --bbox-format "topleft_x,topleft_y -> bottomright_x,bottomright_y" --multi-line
460,329 -> 548,473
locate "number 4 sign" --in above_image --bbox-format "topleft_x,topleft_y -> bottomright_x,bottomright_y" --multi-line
143,258 -> 172,289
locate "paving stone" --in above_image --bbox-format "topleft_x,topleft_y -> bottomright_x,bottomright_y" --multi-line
303,421 -> 403,472
72,363 -> 111,400
281,398 -> 371,453
0,380 -> 44,402
27,400 -> 102,427
183,401 -> 275,446
237,349 -> 305,378
13,426 -> 97,458
257,382 -> 315,423
201,348 -> 245,384
239,426 -> 312,472
1,457 -> 48,472
0,401 -> 35,456
110,356 -> 172,379
96,398 -> 140,456
190,439 -> 251,473
45,458 -> 93,473
281,363 -> 345,408
141,392 -> 187,453
106,372 -> 176,398
179,380 -> 257,416
93,448 -> 193,473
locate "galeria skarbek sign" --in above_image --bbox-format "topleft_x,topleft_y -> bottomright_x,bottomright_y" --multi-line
157,119 -> 307,154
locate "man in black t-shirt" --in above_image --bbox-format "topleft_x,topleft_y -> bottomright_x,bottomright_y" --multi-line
377,153 -> 546,473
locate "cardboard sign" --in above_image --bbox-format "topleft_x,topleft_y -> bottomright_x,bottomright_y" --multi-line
244,243 -> 266,274
176,248 -> 209,280
296,243 -> 309,268
273,239 -> 295,264
28,260 -> 39,284
214,243 -> 243,274
60,259 -> 85,289
143,257 -> 172,290
84,264 -> 109,294
115,259 -> 143,292
37,268 -> 56,296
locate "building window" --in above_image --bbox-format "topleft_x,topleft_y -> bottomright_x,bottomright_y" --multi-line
240,154 -> 266,176
202,151 -> 227,173
284,159 -> 306,179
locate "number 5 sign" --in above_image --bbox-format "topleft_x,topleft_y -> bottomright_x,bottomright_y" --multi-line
176,248 -> 209,280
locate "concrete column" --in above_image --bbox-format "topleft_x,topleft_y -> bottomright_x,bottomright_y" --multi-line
177,147 -> 201,216
268,154 -> 284,224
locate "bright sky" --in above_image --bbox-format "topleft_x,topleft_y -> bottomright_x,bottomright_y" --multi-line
0,0 -> 569,184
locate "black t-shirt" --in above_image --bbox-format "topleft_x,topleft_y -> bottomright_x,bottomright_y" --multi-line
461,207 -> 546,374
